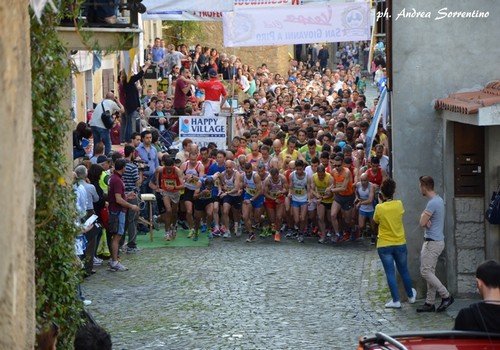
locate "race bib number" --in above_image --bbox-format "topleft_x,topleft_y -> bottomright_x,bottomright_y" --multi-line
270,190 -> 280,198
247,188 -> 257,195
201,191 -> 212,199
294,188 -> 305,195
163,179 -> 176,188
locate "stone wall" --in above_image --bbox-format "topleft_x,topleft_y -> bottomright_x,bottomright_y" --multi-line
454,198 -> 485,295
0,0 -> 35,348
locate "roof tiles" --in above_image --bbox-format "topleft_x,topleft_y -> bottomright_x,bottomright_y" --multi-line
435,81 -> 500,114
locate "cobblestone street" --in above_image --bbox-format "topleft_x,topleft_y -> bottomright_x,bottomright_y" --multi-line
83,235 -> 463,349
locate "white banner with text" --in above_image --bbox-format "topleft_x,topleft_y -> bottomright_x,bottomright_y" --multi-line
179,116 -> 227,150
142,0 -> 341,21
223,2 -> 370,47
142,10 -> 224,21
143,0 -> 233,14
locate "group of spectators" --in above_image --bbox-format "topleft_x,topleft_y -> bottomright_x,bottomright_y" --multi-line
71,39 -> 500,337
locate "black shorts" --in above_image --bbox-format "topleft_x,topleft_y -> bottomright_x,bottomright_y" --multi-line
319,201 -> 333,210
182,188 -> 195,202
194,198 -> 214,212
222,195 -> 242,210
334,193 -> 356,211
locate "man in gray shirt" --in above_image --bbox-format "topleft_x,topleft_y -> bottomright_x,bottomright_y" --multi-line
416,175 -> 454,313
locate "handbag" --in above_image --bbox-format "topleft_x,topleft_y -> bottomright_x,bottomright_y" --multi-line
99,207 -> 109,230
485,185 -> 500,224
101,101 -> 114,129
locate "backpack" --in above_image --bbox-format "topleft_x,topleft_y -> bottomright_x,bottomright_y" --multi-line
101,101 -> 114,129
485,185 -> 500,224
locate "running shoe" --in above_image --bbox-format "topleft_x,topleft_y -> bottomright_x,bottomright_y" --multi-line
332,233 -> 341,243
152,215 -> 161,230
385,300 -> 401,309
109,261 -> 129,272
235,225 -> 242,237
177,220 -> 189,230
274,231 -> 281,242
246,234 -> 256,243
126,247 -> 142,254
318,234 -> 326,244
259,226 -> 268,238
285,228 -> 294,238
212,228 -> 222,237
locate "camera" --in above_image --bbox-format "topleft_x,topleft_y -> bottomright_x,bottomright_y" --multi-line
133,159 -> 150,172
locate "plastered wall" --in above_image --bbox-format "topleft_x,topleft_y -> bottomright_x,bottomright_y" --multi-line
0,0 -> 35,348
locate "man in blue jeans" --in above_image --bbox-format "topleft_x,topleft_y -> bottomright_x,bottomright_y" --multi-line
90,92 -> 123,156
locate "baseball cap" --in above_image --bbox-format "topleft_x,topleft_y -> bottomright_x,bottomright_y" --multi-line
97,155 -> 110,164
285,113 -> 294,119
208,68 -> 217,77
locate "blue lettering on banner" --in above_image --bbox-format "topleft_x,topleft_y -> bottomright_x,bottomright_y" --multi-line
325,28 -> 341,37
190,125 -> 225,133
182,134 -> 226,138
257,32 -> 275,41
284,29 -> 323,40
191,118 -> 218,125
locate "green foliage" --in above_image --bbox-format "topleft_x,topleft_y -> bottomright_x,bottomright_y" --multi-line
163,20 -> 205,47
31,2 -> 84,348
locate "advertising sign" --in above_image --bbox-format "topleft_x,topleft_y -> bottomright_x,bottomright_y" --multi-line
179,116 -> 227,150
